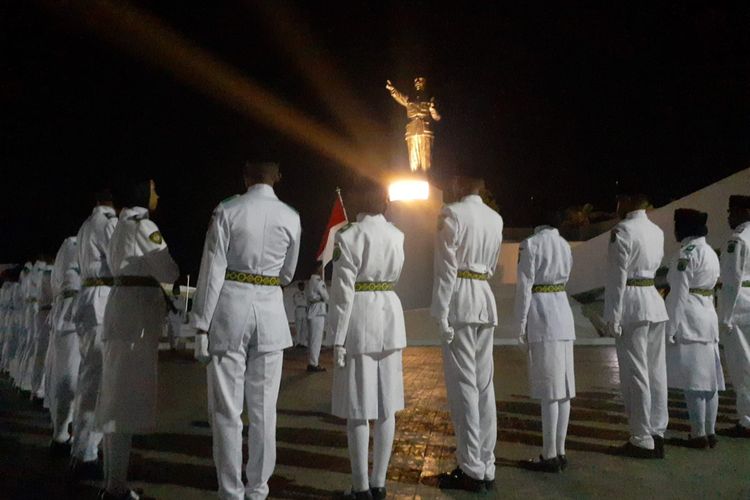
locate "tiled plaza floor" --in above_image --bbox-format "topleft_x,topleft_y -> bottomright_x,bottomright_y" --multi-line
1,345 -> 748,499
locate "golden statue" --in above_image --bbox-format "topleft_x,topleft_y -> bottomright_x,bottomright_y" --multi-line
386,77 -> 441,172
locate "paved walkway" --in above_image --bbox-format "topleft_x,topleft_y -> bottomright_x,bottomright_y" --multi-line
1,346 -> 748,499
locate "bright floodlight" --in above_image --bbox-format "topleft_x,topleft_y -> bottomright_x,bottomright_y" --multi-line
389,180 -> 429,201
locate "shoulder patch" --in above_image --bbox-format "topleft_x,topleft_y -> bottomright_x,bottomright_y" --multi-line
609,228 -> 619,244
148,231 -> 163,245
677,258 -> 689,272
332,244 -> 342,262
221,194 -> 239,205
728,240 -> 738,253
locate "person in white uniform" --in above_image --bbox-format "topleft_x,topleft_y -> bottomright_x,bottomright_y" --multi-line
330,181 -> 406,500
664,209 -> 724,448
29,260 -> 53,401
604,194 -> 669,458
192,161 -> 301,500
7,264 -> 30,382
70,188 -> 118,480
719,195 -> 750,439
515,222 -> 576,472
18,260 -> 44,394
95,178 -> 179,500
292,281 -> 308,347
0,270 -> 21,374
431,174 -> 503,493
46,236 -> 82,456
306,264 -> 328,372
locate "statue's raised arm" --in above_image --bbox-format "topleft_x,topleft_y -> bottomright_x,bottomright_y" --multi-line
386,80 -> 409,107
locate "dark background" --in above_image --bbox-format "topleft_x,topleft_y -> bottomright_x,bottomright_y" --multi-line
2,1 -> 750,279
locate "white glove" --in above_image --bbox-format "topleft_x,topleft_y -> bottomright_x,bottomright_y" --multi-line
439,318 -> 454,344
194,332 -> 210,365
334,346 -> 346,368
606,322 -> 622,339
668,335 -> 676,344
517,330 -> 528,353
720,322 -> 733,336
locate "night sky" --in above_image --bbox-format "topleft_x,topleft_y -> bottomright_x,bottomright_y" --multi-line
2,2 -> 750,279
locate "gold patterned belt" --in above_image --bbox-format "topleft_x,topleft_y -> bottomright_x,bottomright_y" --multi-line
354,281 -> 396,292
743,281 -> 750,287
62,290 -> 78,299
113,276 -> 160,287
457,269 -> 488,281
82,277 -> 114,287
225,270 -> 280,286
689,288 -> 713,297
532,283 -> 566,293
626,278 -> 655,287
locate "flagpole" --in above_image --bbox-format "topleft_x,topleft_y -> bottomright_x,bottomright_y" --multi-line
336,186 -> 348,221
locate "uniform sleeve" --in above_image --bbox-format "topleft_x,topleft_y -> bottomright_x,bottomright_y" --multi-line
514,240 -> 535,333
430,208 -> 459,321
319,280 -> 329,302
603,227 -> 630,325
666,250 -> 691,339
191,207 -> 230,332
488,216 -> 504,278
719,238 -> 747,326
137,219 -> 180,284
329,233 -> 358,346
280,214 -> 301,286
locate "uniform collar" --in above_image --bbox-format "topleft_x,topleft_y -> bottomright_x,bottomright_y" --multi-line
534,225 -> 556,234
625,209 -> 647,220
461,194 -> 483,204
120,206 -> 149,221
681,235 -> 705,246
93,205 -> 115,217
356,213 -> 386,223
246,184 -> 278,199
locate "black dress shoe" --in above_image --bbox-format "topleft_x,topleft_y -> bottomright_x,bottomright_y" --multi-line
484,477 -> 495,490
339,489 -> 373,500
49,439 -> 72,457
558,454 -> 568,471
686,435 -> 709,449
707,434 -> 718,448
69,457 -> 103,481
612,441 -> 657,459
519,455 -> 561,473
306,364 -> 326,372
370,486 -> 386,500
437,467 -> 487,493
652,435 -> 665,459
725,423 -> 750,438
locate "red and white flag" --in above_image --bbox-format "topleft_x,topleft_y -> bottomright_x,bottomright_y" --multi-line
316,189 -> 348,268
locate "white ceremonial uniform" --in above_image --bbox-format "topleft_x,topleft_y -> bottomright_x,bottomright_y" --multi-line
8,267 -> 29,381
0,282 -> 15,372
72,204 -> 117,462
29,263 -> 53,398
329,214 -> 406,493
292,288 -> 308,346
192,184 -> 301,500
719,221 -> 750,429
306,274 -> 329,367
604,209 -> 669,449
665,236 -> 724,438
18,261 -> 43,391
46,237 -> 82,443
96,206 -> 179,433
431,194 -> 503,482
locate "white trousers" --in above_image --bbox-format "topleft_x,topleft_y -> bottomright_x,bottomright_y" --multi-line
347,417 -> 395,492
684,390 -> 718,437
48,331 -> 81,442
208,340 -> 283,500
725,324 -> 750,428
541,398 -> 571,459
442,323 -> 496,481
615,321 -> 668,449
72,324 -> 104,461
294,308 -> 307,346
307,316 -> 325,367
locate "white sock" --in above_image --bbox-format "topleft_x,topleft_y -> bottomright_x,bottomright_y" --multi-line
347,419 -> 369,492
370,415 -> 395,488
706,391 -> 718,436
685,391 -> 707,437
556,399 -> 571,456
104,432 -> 132,495
541,399 -> 558,459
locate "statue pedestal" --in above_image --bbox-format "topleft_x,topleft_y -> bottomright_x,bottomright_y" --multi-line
386,184 -> 443,310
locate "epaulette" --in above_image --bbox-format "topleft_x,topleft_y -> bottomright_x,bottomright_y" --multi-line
104,212 -> 117,219
339,222 -> 355,234
684,244 -> 696,253
220,194 -> 239,205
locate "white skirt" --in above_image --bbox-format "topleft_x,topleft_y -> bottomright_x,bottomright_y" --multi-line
332,349 -> 404,420
666,340 -> 725,392
528,340 -> 576,400
96,338 -> 159,433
